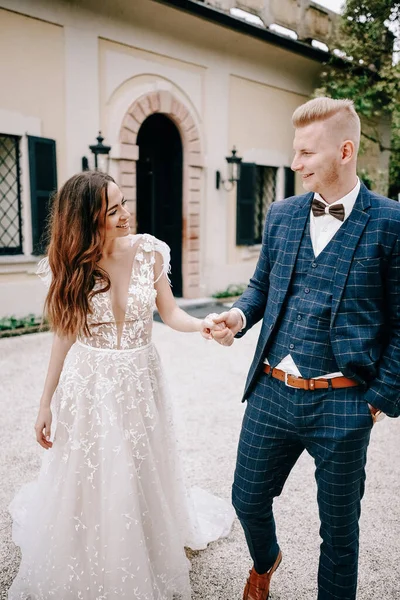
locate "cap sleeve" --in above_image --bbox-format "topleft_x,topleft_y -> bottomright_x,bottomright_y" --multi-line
36,257 -> 52,289
153,238 -> 171,284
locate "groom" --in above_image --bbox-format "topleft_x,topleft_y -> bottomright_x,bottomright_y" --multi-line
208,98 -> 400,599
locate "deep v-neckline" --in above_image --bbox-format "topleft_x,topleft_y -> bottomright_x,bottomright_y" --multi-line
106,234 -> 142,347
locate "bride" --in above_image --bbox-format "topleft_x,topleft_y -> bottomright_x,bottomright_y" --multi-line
8,170 -> 234,600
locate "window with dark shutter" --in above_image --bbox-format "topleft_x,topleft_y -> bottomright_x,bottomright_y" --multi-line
236,163 -> 257,246
284,166 -> 295,198
236,163 -> 277,246
28,136 -> 57,255
0,134 -> 22,255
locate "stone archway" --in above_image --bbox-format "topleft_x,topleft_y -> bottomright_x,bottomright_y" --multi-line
115,91 -> 204,299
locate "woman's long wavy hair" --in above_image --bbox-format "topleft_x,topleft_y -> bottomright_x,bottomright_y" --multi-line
44,170 -> 115,337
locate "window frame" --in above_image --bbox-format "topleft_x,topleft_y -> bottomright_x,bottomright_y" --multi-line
0,133 -> 23,256
236,162 -> 278,246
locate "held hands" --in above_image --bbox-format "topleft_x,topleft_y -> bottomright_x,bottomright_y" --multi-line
200,313 -> 225,340
35,406 -> 53,450
200,310 -> 243,346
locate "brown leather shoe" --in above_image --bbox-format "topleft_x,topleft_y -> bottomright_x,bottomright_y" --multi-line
243,551 -> 282,600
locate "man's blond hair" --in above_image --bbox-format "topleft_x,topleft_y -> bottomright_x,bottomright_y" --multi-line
292,97 -> 361,152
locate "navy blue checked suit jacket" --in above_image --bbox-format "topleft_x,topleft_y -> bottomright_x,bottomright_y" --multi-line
233,183 -> 400,418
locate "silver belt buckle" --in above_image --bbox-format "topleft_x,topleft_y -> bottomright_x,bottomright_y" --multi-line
284,372 -> 298,388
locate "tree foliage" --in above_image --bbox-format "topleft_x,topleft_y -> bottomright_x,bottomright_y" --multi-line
315,0 -> 400,197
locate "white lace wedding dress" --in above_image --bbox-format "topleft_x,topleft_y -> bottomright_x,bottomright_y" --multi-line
8,234 -> 234,600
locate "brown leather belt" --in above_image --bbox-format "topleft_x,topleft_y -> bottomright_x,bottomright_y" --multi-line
263,364 -> 360,390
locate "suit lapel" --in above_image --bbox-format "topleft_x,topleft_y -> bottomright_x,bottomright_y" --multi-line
275,192 -> 313,306
330,184 -> 371,325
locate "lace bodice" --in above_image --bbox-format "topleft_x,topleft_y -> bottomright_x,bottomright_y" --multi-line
37,234 -> 170,350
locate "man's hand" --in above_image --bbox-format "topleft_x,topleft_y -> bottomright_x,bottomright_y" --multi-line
209,310 -> 243,346
368,403 -> 385,424
200,313 -> 226,340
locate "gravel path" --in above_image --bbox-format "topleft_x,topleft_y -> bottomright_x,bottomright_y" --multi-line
0,324 -> 399,599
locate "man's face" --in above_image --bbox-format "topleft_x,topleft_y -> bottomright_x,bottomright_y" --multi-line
291,120 -> 342,196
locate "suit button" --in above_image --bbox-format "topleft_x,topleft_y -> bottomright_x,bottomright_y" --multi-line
304,288 -> 310,294
289,343 -> 295,350
311,262 -> 317,268
269,324 -> 273,330
297,315 -> 302,321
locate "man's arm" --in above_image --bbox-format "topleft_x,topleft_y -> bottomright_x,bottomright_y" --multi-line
364,235 -> 400,417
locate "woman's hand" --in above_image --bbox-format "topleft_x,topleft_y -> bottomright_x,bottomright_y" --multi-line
200,313 -> 226,340
35,407 -> 53,450
202,310 -> 243,346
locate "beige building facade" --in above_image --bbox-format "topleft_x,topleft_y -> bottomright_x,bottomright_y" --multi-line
0,0 -> 375,317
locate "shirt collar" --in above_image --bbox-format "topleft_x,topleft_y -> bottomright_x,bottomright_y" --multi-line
313,178 -> 360,220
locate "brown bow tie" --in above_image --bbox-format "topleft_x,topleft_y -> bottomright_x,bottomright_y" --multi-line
311,198 -> 345,222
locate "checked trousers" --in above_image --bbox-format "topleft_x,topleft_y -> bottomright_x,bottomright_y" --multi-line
232,373 -> 373,600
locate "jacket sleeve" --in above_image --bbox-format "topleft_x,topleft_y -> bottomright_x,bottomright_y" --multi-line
364,235 -> 400,417
232,204 -> 274,338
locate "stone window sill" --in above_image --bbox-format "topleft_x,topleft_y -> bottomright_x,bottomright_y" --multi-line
0,255 -> 43,275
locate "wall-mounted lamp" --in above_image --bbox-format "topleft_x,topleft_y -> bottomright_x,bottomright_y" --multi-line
216,146 -> 242,191
82,132 -> 111,173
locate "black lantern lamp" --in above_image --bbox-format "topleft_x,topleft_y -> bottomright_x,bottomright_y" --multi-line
216,146 -> 242,191
82,131 -> 111,173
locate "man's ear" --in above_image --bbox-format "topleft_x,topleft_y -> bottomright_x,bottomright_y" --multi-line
341,140 -> 355,163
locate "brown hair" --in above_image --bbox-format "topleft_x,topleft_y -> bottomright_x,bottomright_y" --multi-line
44,170 -> 114,337
292,97 -> 361,151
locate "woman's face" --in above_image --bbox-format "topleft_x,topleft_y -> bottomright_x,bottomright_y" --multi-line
102,182 -> 131,240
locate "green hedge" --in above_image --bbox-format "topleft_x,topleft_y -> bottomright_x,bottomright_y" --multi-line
212,283 -> 246,299
0,314 -> 49,337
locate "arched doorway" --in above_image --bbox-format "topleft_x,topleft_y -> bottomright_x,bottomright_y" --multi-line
115,89 -> 204,298
136,114 -> 183,296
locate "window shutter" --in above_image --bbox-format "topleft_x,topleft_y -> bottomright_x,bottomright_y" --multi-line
236,162 -> 257,246
28,136 -> 57,255
284,167 -> 295,198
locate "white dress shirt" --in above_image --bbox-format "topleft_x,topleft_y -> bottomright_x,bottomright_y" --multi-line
232,178 -> 361,378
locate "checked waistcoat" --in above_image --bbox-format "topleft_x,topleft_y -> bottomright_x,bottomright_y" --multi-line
266,217 -> 347,379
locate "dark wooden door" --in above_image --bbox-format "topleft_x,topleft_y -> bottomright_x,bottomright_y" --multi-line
136,114 -> 183,296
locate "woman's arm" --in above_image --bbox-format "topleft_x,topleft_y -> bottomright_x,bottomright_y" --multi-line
154,262 -> 201,333
154,251 -> 218,336
154,252 -> 225,339
35,332 -> 76,449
